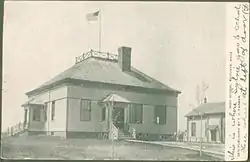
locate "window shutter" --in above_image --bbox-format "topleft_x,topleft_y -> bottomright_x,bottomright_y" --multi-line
129,104 -> 132,122
101,107 -> 106,121
160,106 -> 166,124
154,105 -> 166,125
44,103 -> 47,121
135,104 -> 143,124
154,106 -> 157,123
80,100 -> 83,121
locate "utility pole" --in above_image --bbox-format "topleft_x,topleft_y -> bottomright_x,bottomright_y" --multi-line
199,81 -> 208,156
192,81 -> 209,156
193,109 -> 204,157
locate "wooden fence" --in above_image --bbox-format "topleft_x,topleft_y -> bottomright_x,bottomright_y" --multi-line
1,122 -> 27,139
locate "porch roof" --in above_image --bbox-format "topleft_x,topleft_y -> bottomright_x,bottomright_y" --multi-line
101,93 -> 131,103
21,97 -> 44,107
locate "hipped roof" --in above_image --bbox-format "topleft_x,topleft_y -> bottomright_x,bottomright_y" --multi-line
26,56 -> 181,95
185,102 -> 225,117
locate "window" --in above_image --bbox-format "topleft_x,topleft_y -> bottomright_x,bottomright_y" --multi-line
80,99 -> 91,121
101,107 -> 106,121
33,107 -> 41,121
191,122 -> 196,136
154,105 -> 166,125
129,104 -> 143,124
51,101 -> 55,120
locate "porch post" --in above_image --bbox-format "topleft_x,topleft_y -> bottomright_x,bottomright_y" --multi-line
24,109 -> 27,123
108,101 -> 114,139
220,115 -> 223,143
222,115 -> 225,143
208,130 -> 211,142
217,128 -> 220,143
107,102 -> 110,136
23,107 -> 29,130
206,115 -> 209,142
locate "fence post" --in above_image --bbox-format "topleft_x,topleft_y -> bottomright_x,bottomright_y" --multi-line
21,122 -> 24,132
19,122 -> 21,133
15,124 -> 17,135
7,127 -> 10,136
14,125 -> 17,135
16,124 -> 18,134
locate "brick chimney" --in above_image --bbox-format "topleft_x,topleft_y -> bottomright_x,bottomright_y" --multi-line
204,97 -> 207,103
118,46 -> 132,72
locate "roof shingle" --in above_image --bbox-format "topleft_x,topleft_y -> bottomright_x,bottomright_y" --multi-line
27,56 -> 180,95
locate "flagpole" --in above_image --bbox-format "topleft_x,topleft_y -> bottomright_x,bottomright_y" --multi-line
98,9 -> 101,52
87,20 -> 90,50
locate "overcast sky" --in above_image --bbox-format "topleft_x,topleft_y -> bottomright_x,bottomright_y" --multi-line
2,2 -> 226,131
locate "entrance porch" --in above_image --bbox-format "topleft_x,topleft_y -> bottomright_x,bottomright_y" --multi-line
100,93 -> 135,140
21,98 -> 47,133
207,125 -> 220,143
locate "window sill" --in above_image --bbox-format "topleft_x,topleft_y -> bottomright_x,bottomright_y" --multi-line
155,123 -> 166,125
129,122 -> 142,124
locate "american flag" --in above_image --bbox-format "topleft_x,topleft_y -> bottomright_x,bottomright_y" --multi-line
86,10 -> 100,21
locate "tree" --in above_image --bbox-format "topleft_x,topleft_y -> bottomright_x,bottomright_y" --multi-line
195,81 -> 209,106
195,84 -> 201,106
201,80 -> 209,103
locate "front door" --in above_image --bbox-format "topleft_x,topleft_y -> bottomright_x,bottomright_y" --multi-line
211,129 -> 217,141
112,107 -> 125,130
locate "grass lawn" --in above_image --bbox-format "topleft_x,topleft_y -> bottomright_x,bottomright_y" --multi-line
1,135 -> 221,161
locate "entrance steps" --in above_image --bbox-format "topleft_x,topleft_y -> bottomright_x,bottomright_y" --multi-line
118,130 -> 132,140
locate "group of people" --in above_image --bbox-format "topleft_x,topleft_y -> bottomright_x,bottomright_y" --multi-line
174,130 -> 187,142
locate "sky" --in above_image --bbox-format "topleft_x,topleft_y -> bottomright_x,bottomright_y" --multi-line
2,2 -> 226,131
